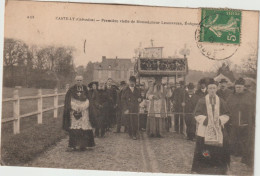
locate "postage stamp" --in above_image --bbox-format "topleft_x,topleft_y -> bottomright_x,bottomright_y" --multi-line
200,8 -> 242,44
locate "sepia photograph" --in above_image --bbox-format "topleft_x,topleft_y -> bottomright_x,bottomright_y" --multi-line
0,0 -> 259,175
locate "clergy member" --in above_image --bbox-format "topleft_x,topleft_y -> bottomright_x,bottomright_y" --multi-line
227,77 -> 255,167
191,78 -> 230,175
146,76 -> 172,137
63,75 -> 95,151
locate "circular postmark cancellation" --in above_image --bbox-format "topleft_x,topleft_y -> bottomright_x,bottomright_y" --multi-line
195,8 -> 242,60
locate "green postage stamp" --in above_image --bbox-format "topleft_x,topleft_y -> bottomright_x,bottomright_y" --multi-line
200,8 -> 241,44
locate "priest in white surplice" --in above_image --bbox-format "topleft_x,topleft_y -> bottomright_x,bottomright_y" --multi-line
191,78 -> 230,175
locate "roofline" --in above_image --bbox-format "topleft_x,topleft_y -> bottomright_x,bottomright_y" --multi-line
105,58 -> 132,60
144,47 -> 164,49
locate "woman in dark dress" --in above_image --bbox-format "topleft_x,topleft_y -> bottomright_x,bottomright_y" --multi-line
93,82 -> 109,137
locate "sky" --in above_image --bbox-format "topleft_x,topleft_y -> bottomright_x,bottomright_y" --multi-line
4,1 -> 259,71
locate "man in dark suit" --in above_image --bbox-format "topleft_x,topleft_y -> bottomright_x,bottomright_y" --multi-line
216,78 -> 233,101
171,81 -> 186,133
121,76 -> 142,140
183,83 -> 199,140
115,81 -> 127,133
106,78 -> 117,129
195,78 -> 208,99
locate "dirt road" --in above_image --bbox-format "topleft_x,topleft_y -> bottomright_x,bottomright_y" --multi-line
26,131 -> 253,175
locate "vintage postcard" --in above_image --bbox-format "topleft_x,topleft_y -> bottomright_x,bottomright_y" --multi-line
1,0 -> 259,175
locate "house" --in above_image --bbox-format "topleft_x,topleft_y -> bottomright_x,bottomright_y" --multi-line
93,56 -> 135,83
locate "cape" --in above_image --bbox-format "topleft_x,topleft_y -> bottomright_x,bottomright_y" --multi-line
62,84 -> 95,131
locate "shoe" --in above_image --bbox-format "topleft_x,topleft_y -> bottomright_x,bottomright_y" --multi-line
133,136 -> 137,140
66,147 -> 76,152
157,134 -> 163,138
186,137 -> 191,140
86,147 -> 94,150
80,147 -> 86,151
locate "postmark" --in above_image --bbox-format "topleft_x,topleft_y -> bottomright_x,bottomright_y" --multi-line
195,8 -> 242,60
200,8 -> 241,44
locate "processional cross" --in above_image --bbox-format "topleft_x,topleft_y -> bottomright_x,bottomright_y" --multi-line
77,92 -> 81,97
76,86 -> 83,97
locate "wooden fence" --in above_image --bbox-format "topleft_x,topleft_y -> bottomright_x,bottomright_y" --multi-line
2,88 -> 68,134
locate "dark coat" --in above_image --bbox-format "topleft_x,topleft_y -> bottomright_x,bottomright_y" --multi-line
184,92 -> 200,113
226,91 -> 255,163
62,84 -> 95,131
96,90 -> 110,116
195,89 -> 208,99
89,90 -> 102,119
106,86 -> 117,107
90,89 -> 110,128
226,92 -> 254,129
121,86 -> 141,113
170,87 -> 186,112
216,88 -> 233,101
183,93 -> 200,135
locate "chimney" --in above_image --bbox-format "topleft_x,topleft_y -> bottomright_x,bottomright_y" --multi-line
102,56 -> 106,62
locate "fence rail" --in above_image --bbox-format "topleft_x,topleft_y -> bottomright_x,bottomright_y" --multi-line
1,88 -> 67,134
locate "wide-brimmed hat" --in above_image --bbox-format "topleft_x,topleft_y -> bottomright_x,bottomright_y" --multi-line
207,78 -> 218,86
199,78 -> 206,85
219,78 -> 228,83
187,83 -> 195,90
120,81 -> 126,86
88,81 -> 98,88
235,77 -> 245,85
129,76 -> 136,83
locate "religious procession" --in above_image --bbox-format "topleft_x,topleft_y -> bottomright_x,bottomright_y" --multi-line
62,44 -> 256,175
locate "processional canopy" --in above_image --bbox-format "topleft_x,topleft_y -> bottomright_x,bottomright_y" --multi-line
136,45 -> 188,77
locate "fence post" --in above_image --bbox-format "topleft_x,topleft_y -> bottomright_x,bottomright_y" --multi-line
13,89 -> 20,134
54,88 -> 58,118
37,89 -> 43,124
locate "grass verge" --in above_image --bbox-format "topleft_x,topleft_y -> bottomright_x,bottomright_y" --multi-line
1,111 -> 66,166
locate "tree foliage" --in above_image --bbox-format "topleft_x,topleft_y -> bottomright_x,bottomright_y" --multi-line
3,38 -> 75,88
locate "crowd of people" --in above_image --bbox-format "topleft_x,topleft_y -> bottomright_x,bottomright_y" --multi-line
62,75 -> 255,175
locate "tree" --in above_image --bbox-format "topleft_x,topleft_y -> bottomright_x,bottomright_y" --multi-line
3,38 -> 30,86
34,47 -> 50,71
84,62 -> 94,84
76,65 -> 85,76
3,38 -> 28,66
3,38 -> 76,88
242,54 -> 257,75
54,47 -> 75,87
241,43 -> 257,78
